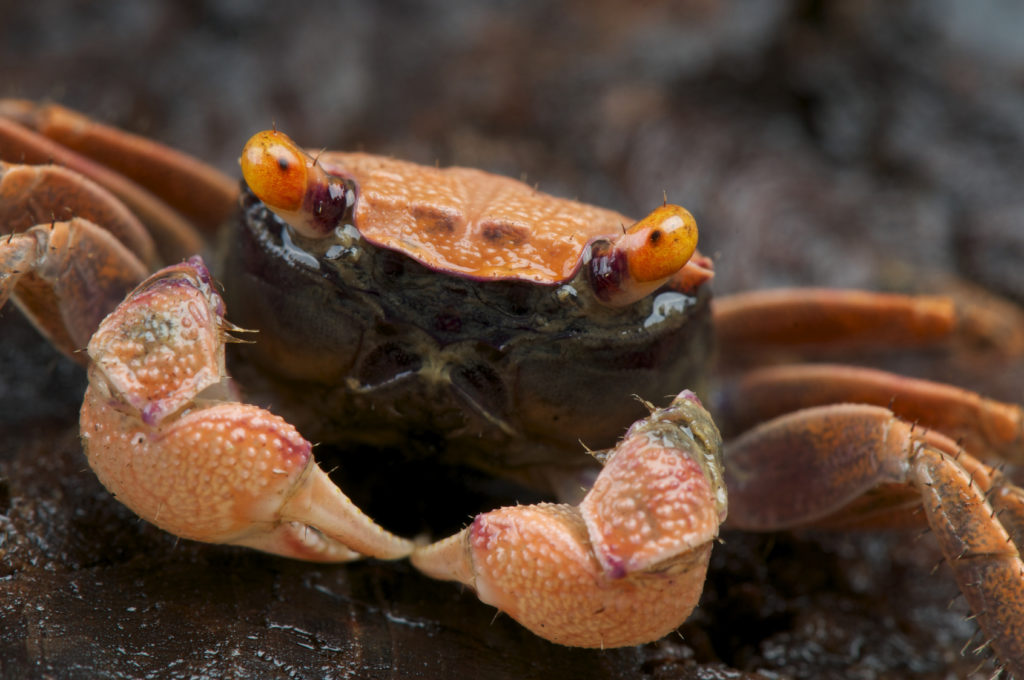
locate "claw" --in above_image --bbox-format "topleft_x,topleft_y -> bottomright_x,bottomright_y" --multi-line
80,257 -> 413,561
411,393 -> 725,647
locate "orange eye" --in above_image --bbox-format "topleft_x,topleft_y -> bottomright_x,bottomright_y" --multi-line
624,205 -> 698,283
240,130 -> 308,212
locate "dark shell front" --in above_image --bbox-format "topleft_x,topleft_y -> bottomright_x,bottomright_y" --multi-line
223,188 -> 712,495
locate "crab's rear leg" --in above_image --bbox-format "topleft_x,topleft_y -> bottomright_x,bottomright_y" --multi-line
0,100 -> 238,232
718,363 -> 1024,463
80,258 -> 413,562
714,288 -> 1024,360
725,404 -> 1024,676
1,218 -> 149,361
0,100 -> 243,262
411,392 -> 727,648
1,161 -> 158,266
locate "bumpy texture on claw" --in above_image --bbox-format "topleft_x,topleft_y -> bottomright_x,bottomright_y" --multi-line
80,258 -> 413,562
411,392 -> 725,648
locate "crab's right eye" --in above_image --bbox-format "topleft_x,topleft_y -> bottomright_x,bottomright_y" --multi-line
623,205 -> 698,285
241,130 -> 308,213
587,204 -> 700,307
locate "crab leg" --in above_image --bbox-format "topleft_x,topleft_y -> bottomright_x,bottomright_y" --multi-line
80,257 -> 413,562
724,404 -> 1024,675
0,219 -> 148,361
714,288 -> 1024,359
411,392 -> 726,648
717,363 -> 1024,462
915,450 -> 1024,677
0,115 -> 203,262
0,100 -> 238,230
1,161 -> 158,266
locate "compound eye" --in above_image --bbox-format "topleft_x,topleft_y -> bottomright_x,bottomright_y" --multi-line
586,204 -> 702,307
240,130 -> 308,212
624,205 -> 698,284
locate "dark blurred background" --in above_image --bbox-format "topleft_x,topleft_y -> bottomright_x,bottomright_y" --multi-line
5,0 -> 1024,300
2,1 -> 1024,678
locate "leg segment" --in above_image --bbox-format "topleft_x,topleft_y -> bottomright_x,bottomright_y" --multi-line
714,288 -> 1024,359
718,363 -> 1024,462
724,404 -> 1024,675
0,114 -> 203,262
411,393 -> 726,648
714,289 -> 958,351
80,257 -> 413,561
0,100 -> 238,231
1,219 -> 148,361
912,446 -> 1024,674
1,161 -> 157,266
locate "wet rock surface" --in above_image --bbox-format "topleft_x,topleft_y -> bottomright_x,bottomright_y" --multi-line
0,354 -> 985,678
3,1 -> 1023,678
0,351 -> 984,679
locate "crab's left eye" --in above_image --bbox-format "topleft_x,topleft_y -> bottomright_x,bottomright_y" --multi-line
241,130 -> 308,212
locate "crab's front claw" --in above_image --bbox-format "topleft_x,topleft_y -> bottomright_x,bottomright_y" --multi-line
80,257 -> 413,562
411,392 -> 725,648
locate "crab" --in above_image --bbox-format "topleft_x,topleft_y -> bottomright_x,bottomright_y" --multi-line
2,101 -> 1024,674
